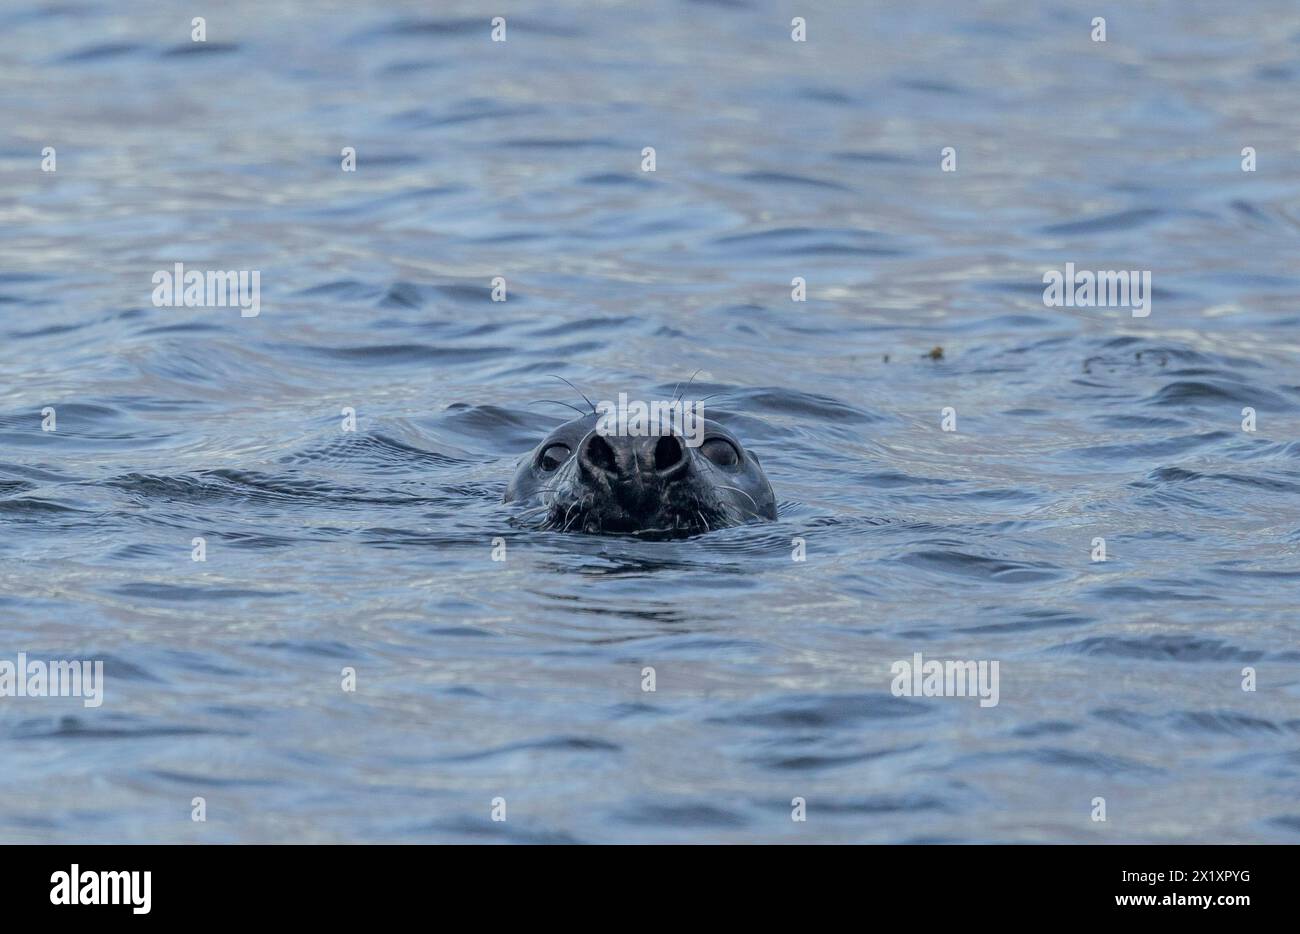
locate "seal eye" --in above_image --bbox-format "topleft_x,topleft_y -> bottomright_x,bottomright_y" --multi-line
539,442 -> 571,471
701,437 -> 740,467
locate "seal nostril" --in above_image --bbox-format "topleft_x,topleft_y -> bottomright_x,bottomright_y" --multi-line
654,435 -> 686,473
585,435 -> 618,474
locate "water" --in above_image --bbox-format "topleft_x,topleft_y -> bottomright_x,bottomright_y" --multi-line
2,0 -> 1299,843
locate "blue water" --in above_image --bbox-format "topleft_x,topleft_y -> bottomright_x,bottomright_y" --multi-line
2,0 -> 1299,843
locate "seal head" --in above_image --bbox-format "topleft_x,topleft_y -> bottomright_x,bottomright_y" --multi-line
505,413 -> 776,537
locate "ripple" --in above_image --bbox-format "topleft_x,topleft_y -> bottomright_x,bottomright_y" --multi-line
56,41 -> 144,63
964,747 -> 1158,775
1053,636 -> 1263,662
614,800 -> 748,828
431,736 -> 621,764
160,42 -> 241,57
736,171 -> 852,191
1145,379 -> 1294,409
710,226 -> 907,257
753,742 -> 923,771
410,816 -> 580,844
114,583 -> 295,601
708,693 -> 929,729
300,342 -> 511,365
12,715 -> 243,741
899,550 -> 1062,583
1039,208 -> 1167,236
785,793 -> 950,814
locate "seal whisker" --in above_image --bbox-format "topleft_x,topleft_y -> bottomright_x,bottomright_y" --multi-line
550,375 -> 597,414
561,498 -> 584,533
673,368 -> 702,404
530,399 -> 590,417
712,482 -> 759,512
697,459 -> 761,514
720,497 -> 760,523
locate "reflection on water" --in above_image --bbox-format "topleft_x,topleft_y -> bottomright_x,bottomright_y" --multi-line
1,0 -> 1299,842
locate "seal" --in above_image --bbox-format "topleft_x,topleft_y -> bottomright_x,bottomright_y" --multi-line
505,412 -> 777,537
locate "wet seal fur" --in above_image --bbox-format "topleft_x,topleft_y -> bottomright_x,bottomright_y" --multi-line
505,412 -> 776,537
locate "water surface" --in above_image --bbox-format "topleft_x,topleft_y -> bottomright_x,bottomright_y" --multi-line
2,0 -> 1299,842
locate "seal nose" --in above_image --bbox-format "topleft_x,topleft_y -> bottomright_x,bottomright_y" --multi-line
652,435 -> 687,477
582,434 -> 620,475
579,433 -> 689,482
